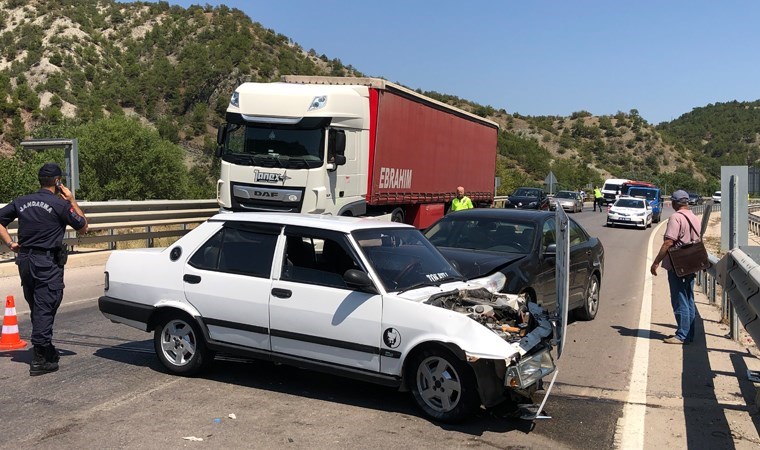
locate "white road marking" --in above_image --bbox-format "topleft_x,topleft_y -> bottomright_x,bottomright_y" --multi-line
15,296 -> 99,316
614,220 -> 667,449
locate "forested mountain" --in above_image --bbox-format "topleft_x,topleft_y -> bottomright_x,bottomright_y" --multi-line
0,0 -> 756,200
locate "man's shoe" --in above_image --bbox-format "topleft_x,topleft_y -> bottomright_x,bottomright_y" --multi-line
663,336 -> 685,344
30,346 -> 59,376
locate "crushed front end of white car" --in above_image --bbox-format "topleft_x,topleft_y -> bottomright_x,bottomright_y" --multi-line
418,274 -> 559,418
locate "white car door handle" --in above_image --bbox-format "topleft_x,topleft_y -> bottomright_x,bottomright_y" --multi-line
272,288 -> 292,299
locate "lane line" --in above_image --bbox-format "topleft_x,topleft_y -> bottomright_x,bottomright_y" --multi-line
15,296 -> 99,316
614,220 -> 667,449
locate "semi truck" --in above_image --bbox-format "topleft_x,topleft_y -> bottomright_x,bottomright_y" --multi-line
214,76 -> 498,228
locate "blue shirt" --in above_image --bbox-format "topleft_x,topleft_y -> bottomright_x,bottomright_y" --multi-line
0,189 -> 86,249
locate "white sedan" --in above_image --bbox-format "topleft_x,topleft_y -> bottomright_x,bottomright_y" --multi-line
606,196 -> 653,229
98,212 -> 565,423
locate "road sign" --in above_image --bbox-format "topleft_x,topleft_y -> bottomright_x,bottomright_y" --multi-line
544,171 -> 558,195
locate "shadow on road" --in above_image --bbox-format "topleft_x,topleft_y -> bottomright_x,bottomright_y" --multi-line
610,325 -> 669,341
91,339 -> 536,436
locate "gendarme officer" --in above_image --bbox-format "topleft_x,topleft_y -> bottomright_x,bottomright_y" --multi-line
0,163 -> 88,376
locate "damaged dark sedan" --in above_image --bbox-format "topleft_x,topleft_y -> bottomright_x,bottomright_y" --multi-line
424,209 -> 604,320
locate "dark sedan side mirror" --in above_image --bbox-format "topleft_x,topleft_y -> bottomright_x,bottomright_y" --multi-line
344,269 -> 378,294
544,243 -> 557,255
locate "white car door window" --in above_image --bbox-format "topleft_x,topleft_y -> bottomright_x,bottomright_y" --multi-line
184,223 -> 280,350
271,231 -> 382,372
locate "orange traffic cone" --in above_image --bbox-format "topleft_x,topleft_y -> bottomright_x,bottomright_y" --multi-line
0,295 -> 27,350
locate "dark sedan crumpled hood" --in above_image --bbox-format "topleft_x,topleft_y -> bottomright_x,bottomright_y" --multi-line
437,247 -> 525,279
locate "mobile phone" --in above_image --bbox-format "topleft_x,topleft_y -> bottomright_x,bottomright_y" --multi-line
55,179 -> 62,187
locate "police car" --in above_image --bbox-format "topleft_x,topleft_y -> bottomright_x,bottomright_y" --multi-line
606,196 -> 653,229
98,213 -> 566,423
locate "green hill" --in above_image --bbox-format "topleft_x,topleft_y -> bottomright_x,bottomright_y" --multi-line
0,0 -> 753,199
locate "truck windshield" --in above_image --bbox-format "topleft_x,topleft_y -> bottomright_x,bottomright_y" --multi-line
603,183 -> 622,192
223,124 -> 325,169
628,188 -> 657,200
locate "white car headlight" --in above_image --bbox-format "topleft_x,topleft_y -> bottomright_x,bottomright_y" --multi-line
505,348 -> 555,389
470,272 -> 507,293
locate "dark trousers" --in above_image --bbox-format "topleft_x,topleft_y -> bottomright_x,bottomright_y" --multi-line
594,198 -> 603,211
17,253 -> 65,347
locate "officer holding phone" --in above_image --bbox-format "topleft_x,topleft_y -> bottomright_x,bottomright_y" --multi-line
0,162 -> 88,376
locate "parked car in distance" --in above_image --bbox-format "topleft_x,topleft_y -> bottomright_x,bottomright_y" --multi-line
607,196 -> 652,229
688,192 -> 704,205
424,209 -> 604,321
98,212 -> 565,423
712,191 -> 721,203
505,187 -> 549,210
549,190 -> 583,213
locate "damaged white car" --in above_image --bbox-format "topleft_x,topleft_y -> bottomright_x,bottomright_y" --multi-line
99,212 -> 566,423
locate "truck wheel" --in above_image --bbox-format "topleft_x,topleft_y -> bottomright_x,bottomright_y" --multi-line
391,208 -> 405,223
154,314 -> 213,376
407,347 -> 479,423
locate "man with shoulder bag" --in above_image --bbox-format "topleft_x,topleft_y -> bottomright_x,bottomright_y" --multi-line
650,190 -> 704,345
0,163 -> 88,375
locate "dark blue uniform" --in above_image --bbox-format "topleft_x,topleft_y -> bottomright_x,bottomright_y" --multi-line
0,189 -> 86,346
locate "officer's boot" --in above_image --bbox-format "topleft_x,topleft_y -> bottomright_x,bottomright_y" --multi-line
45,344 -> 60,363
30,345 -> 59,376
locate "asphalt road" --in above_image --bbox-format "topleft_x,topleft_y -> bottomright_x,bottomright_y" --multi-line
0,206 -> 659,449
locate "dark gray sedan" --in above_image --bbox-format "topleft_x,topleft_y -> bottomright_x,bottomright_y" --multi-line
425,209 -> 604,320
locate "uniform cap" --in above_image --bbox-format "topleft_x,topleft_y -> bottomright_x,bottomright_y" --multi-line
670,189 -> 689,202
39,162 -> 62,177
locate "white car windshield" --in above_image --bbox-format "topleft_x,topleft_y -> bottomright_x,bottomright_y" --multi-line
353,228 -> 464,293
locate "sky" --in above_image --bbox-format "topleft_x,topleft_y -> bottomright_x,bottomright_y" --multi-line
156,1 -> 760,125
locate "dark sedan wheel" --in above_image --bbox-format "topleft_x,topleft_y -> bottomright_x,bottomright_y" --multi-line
407,347 -> 479,423
575,274 -> 600,321
154,314 -> 213,376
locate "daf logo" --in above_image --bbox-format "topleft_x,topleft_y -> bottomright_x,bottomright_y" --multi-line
255,170 -> 291,183
253,191 -> 279,198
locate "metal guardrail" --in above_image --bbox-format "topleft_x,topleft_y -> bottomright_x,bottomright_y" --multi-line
1,199 -> 218,250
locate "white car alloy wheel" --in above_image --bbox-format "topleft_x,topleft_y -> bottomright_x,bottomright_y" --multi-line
417,355 -> 462,412
154,315 -> 212,376
160,319 -> 197,366
408,348 -> 478,422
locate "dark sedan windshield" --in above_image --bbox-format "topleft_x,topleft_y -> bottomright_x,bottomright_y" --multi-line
512,188 -> 540,197
353,228 -> 462,292
425,216 -> 535,254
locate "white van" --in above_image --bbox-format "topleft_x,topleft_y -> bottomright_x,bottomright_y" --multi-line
601,178 -> 629,205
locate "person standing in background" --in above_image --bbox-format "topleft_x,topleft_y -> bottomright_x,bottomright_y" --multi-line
593,186 -> 603,212
451,186 -> 473,212
649,190 -> 701,345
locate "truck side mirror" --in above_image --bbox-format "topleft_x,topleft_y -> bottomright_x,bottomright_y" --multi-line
328,129 -> 347,169
216,125 -> 227,146
215,125 -> 227,158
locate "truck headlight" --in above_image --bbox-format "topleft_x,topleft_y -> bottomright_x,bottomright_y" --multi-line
505,349 -> 555,389
230,91 -> 239,108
